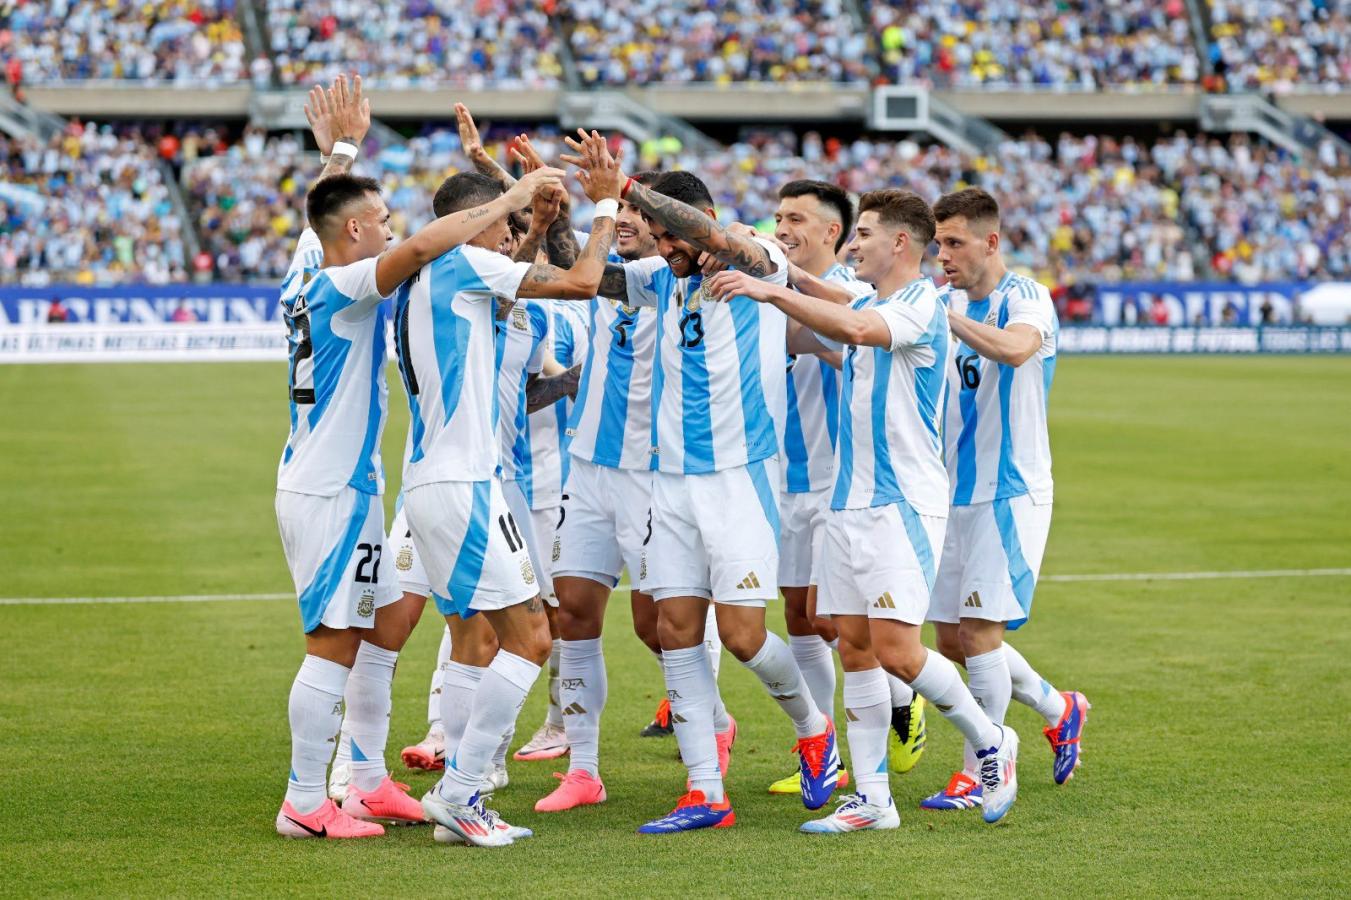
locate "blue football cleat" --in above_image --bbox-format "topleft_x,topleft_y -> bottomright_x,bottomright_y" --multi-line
637,791 -> 735,834
920,772 -> 983,810
794,719 -> 841,811
1044,691 -> 1091,784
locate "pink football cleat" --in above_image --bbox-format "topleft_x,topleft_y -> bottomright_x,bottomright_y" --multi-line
401,726 -> 446,772
275,798 -> 385,839
341,776 -> 427,825
534,770 -> 608,813
715,715 -> 737,778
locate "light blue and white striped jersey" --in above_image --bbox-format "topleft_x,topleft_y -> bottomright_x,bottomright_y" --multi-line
940,272 -> 1058,507
495,300 -> 551,495
781,263 -> 873,493
832,277 -> 950,514
527,301 -> 592,509
395,244 -> 533,489
277,228 -> 390,497
624,237 -> 790,475
565,290 -> 658,471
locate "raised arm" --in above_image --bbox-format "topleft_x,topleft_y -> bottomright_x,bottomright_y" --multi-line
455,103 -> 515,190
373,167 -> 566,298
508,132 -> 581,268
306,74 -> 370,185
525,362 -> 583,413
616,175 -> 774,277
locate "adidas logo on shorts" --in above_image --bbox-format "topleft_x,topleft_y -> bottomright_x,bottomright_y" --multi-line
737,572 -> 762,590
873,592 -> 896,609
964,591 -> 982,608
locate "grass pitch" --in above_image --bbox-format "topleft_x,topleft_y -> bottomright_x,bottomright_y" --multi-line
2,356 -> 1349,897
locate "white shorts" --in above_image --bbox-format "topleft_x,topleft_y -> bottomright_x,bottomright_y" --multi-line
778,487 -> 830,588
388,505 -> 430,598
530,506 -> 561,604
553,457 -> 651,589
930,495 -> 1052,630
641,458 -> 781,606
404,480 -> 538,618
502,478 -> 555,606
275,487 -> 400,634
817,501 -> 946,625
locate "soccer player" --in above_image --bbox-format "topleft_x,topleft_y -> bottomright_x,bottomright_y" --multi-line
922,187 -> 1089,812
273,76 -> 563,840
398,155 -> 624,846
564,138 -> 837,834
705,189 -> 1020,832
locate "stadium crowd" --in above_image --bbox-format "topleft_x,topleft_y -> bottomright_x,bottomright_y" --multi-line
2,0 -> 253,84
1207,0 -> 1351,92
265,0 -> 564,87
561,0 -> 871,85
7,122 -> 1341,289
0,125 -> 191,285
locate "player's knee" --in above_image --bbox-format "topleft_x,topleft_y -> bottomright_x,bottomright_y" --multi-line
656,616 -> 701,653
936,631 -> 965,664
557,602 -> 602,641
812,615 -> 838,643
719,624 -> 766,662
876,642 -> 925,683
783,603 -> 814,636
958,622 -> 1002,658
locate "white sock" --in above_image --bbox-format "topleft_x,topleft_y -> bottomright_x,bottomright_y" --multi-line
345,642 -> 398,792
440,661 -> 485,761
907,648 -> 1001,752
711,683 -> 731,734
789,633 -> 837,721
561,638 -> 606,777
843,668 -> 892,807
704,609 -> 723,681
546,638 -> 564,729
438,651 -> 540,804
428,625 -> 452,727
333,718 -> 352,769
662,644 -> 723,802
962,647 -> 1011,781
886,671 -> 914,709
1004,642 -> 1067,724
493,724 -> 514,768
285,655 -> 349,814
744,632 -> 827,738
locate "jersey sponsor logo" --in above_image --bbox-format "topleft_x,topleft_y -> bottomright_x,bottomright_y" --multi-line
736,571 -> 762,590
357,590 -> 375,618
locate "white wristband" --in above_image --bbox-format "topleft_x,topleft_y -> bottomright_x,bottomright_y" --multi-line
330,141 -> 359,161
592,199 -> 619,220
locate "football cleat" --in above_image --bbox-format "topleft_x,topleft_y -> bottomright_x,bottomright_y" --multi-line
341,776 -> 427,825
976,725 -> 1019,824
920,771 -> 983,810
768,768 -> 850,795
433,804 -> 533,843
401,725 -> 446,772
800,793 -> 900,834
888,694 -> 927,774
637,790 -> 735,834
513,722 -> 569,761
326,761 -> 351,803
1044,691 -> 1091,784
715,714 -> 737,777
535,770 -> 607,812
421,789 -> 516,847
276,798 -> 384,839
794,719 -> 841,811
640,698 -> 674,737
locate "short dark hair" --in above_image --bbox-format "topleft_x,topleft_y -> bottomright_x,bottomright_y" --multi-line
633,170 -> 661,186
858,189 -> 936,246
933,187 -> 1000,229
306,174 -> 382,237
778,179 -> 854,252
651,170 -> 714,210
432,172 -> 504,218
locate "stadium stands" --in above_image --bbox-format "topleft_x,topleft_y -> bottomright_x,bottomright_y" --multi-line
1207,0 -> 1350,92
561,0 -> 871,85
265,0 -> 564,87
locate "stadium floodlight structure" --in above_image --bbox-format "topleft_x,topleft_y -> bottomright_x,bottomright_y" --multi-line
870,86 -> 1007,156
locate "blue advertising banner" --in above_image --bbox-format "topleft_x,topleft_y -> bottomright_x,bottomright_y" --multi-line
1093,281 -> 1347,326
0,284 -> 281,325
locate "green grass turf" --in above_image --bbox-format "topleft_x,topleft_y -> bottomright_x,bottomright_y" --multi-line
2,356 -> 1350,897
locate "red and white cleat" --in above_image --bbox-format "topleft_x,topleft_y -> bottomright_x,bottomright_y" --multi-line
275,798 -> 385,839
341,776 -> 427,825
401,726 -> 446,772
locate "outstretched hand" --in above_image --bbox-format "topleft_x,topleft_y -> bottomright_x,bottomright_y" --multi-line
303,82 -> 337,156
504,167 -> 567,210
705,269 -> 775,304
559,129 -> 625,203
454,102 -> 490,163
531,183 -> 566,230
309,73 -> 369,151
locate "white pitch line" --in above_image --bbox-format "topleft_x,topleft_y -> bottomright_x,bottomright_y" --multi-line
2,567 -> 1348,607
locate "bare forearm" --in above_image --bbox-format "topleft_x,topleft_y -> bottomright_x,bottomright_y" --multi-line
514,226 -> 546,263
471,151 -> 516,190
518,218 -> 616,300
949,316 -> 1039,366
376,194 -> 513,295
545,215 -> 579,268
771,290 -> 887,348
315,136 -> 360,184
625,181 -> 772,275
791,266 -> 856,305
525,363 -> 582,412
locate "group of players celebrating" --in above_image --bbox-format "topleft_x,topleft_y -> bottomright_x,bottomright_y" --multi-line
272,75 -> 1090,845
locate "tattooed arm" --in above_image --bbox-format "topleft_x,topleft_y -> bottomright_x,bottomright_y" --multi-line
623,180 -> 775,277
515,217 -> 617,300
525,362 -> 583,413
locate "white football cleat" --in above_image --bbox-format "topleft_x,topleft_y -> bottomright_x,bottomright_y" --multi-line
512,722 -> 568,761
800,794 -> 901,834
421,789 -> 518,847
978,725 -> 1019,823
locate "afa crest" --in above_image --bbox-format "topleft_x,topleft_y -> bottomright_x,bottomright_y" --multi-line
512,307 -> 529,331
395,547 -> 413,571
521,557 -> 536,585
357,590 -> 376,618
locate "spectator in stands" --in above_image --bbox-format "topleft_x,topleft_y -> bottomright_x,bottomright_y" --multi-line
1209,0 -> 1350,93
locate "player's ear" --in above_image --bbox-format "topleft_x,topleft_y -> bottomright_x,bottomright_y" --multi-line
987,228 -> 1000,256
